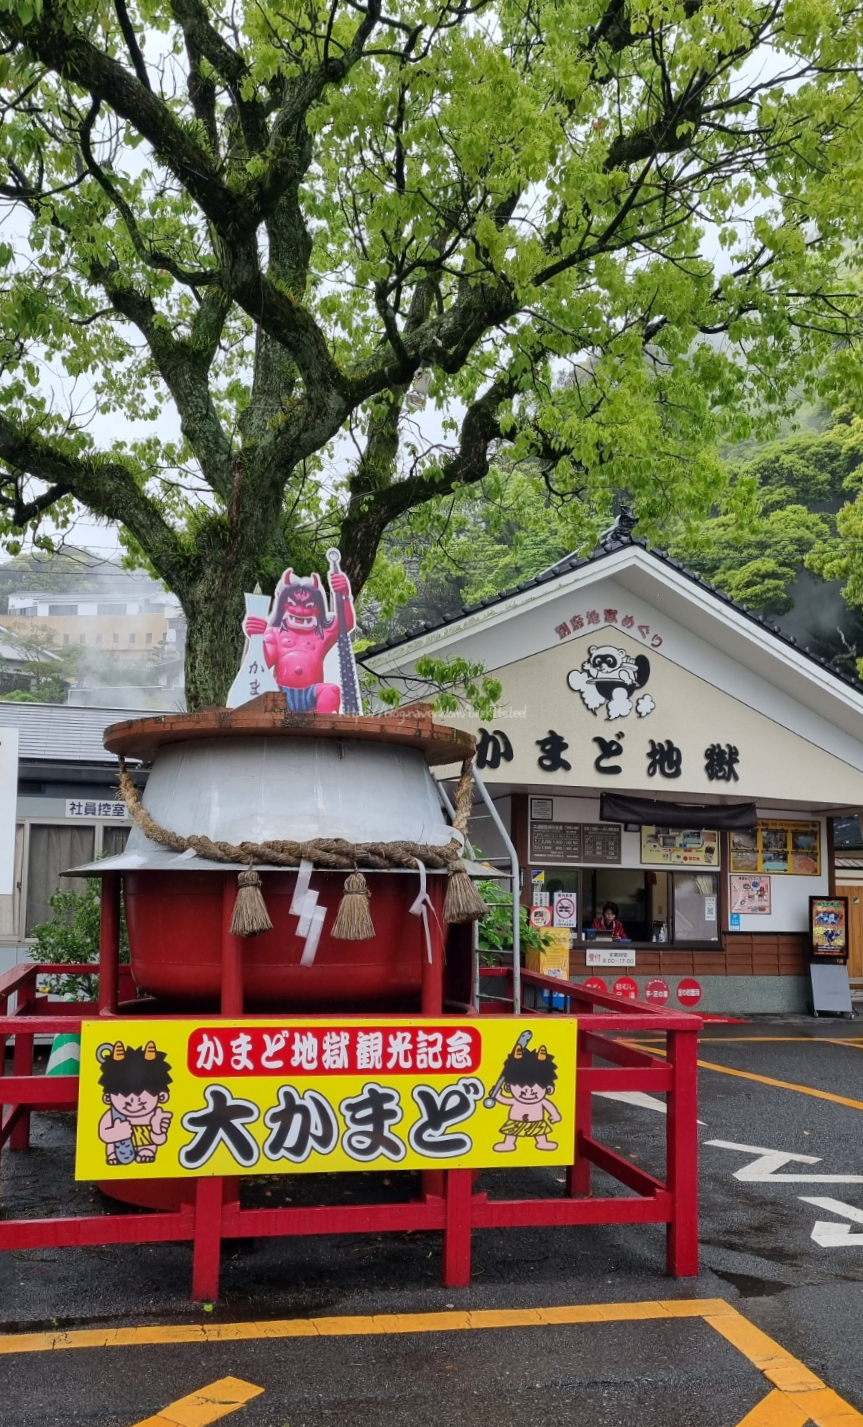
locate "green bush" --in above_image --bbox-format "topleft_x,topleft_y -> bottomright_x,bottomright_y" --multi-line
477,879 -> 552,965
30,883 -> 129,1001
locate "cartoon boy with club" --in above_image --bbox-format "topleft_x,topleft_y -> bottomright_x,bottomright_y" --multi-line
97,1040 -> 173,1165
491,1035 -> 562,1152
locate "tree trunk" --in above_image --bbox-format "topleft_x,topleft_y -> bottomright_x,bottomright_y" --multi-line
183,561 -> 250,710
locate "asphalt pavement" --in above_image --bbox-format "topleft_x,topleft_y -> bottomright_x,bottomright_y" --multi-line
2,1017 -> 863,1425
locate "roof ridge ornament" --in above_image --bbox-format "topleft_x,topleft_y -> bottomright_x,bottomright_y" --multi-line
597,507 -> 638,553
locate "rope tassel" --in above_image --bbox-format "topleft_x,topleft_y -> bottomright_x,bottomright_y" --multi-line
332,871 -> 375,941
444,858 -> 487,924
230,867 -> 273,937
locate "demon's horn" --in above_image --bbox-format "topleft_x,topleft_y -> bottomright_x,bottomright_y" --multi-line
332,871 -> 375,942
144,1041 -> 157,1061
537,1045 -> 548,1061
230,866 -> 273,937
513,1044 -> 524,1059
444,859 -> 487,925
112,1041 -> 125,1060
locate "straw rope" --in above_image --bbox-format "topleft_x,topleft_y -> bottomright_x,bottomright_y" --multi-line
117,755 -> 475,872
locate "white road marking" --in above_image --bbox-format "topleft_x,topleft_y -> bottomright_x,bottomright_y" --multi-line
706,1139 -> 863,1183
800,1196 -> 863,1246
594,1090 -> 705,1123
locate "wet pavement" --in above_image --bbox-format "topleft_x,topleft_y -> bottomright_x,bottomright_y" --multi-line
2,1017 -> 863,1424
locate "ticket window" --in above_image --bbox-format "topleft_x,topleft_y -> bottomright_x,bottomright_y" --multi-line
672,871 -> 719,942
589,869 -> 648,941
530,866 -> 718,943
537,868 -> 648,940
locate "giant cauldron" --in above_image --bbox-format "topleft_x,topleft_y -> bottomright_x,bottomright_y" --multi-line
83,699 -> 476,1013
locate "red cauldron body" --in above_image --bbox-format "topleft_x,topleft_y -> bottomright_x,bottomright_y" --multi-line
95,701 -> 476,1015
124,867 -> 445,1011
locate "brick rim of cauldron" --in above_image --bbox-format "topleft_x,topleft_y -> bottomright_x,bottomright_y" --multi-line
103,693 -> 476,766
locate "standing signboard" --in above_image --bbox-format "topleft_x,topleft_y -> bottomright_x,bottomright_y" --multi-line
808,895 -> 852,1016
0,727 -> 18,896
75,1018 -> 577,1179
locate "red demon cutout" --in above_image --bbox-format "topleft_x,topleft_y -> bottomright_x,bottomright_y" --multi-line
244,562 -> 357,714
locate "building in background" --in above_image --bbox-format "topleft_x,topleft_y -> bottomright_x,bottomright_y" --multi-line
0,562 -> 186,710
0,626 -> 62,697
364,521 -> 863,1014
0,703 -> 147,975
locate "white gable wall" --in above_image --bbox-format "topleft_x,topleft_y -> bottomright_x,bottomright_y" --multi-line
368,555 -> 863,795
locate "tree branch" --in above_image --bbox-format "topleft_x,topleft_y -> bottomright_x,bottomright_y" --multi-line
338,372 -> 513,589
0,418 -> 191,595
112,0 -> 151,91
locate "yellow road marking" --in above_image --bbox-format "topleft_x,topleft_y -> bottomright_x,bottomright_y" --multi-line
625,1041 -> 863,1113
734,1388 -> 810,1425
129,1376 -> 263,1427
695,1059 -> 863,1112
0,1300 -> 859,1425
0,1298 -> 729,1353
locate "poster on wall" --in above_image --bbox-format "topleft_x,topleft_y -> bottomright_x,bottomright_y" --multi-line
641,826 -> 719,867
809,897 -> 849,960
552,893 -> 578,929
730,874 -> 771,916
730,821 -> 820,876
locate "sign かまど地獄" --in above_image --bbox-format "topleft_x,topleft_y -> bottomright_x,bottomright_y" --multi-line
75,1018 -> 577,1180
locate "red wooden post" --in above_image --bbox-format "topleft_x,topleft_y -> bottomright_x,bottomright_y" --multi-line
9,972 -> 36,1151
98,872 -> 121,1015
192,1176 -> 224,1302
567,1029 -> 593,1196
441,1168 -> 472,1287
666,1027 -> 699,1277
221,875 -> 244,1017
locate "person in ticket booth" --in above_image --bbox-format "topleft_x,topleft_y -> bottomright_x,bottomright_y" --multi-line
494,1043 -> 562,1153
97,1040 -> 173,1165
592,900 -> 627,940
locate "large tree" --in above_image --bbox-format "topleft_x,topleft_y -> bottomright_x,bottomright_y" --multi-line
1,0 -> 863,707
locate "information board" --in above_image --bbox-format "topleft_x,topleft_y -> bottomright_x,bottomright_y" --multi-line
75,1017 -> 577,1180
641,826 -> 719,867
730,820 -> 821,876
529,821 -> 620,864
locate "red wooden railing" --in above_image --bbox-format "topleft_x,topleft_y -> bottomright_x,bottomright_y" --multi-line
0,959 -> 701,1300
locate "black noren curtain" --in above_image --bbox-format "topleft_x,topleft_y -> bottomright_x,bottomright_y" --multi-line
599,794 -> 756,831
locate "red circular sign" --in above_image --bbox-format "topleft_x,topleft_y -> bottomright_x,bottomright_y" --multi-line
612,976 -> 639,1000
582,977 -> 608,994
676,977 -> 702,1007
645,977 -> 670,1005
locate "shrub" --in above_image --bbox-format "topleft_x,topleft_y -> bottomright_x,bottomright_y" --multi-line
30,883 -> 129,1001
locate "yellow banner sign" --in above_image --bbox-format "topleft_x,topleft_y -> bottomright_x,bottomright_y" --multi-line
75,1017 -> 577,1180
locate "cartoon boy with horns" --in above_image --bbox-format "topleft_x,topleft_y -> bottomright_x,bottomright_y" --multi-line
96,1040 -> 173,1165
492,1036 -> 562,1152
